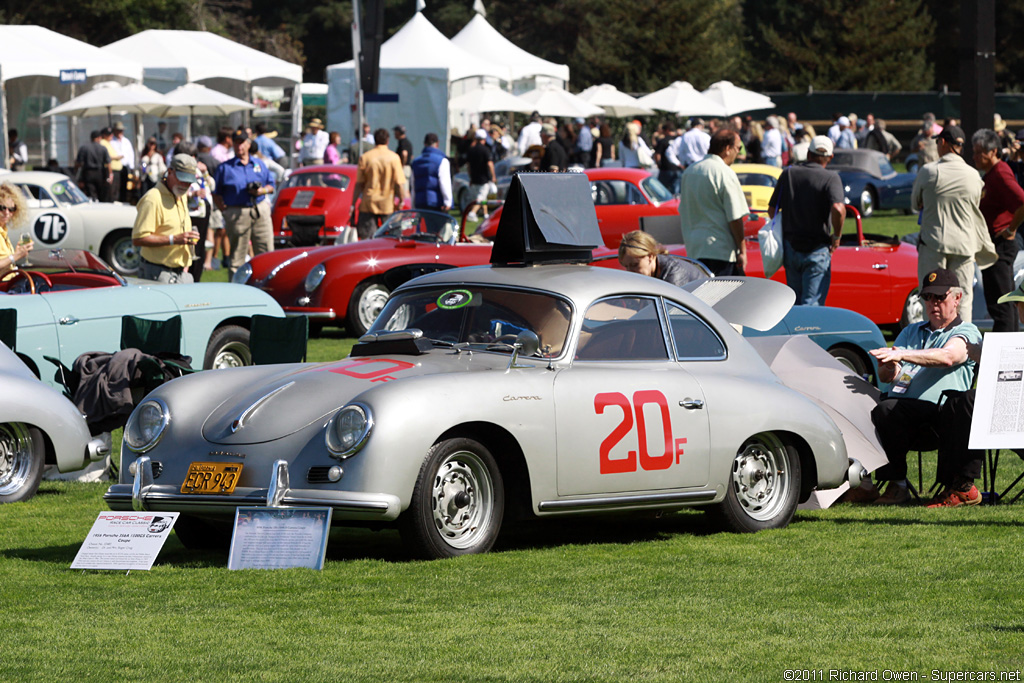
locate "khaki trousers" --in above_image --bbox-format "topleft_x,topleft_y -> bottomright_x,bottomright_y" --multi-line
223,202 -> 274,277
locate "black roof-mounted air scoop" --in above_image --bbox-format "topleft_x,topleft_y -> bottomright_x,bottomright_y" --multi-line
489,172 -> 603,265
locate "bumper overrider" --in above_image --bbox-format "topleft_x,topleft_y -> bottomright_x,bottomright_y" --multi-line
103,456 -> 401,521
846,457 -> 866,489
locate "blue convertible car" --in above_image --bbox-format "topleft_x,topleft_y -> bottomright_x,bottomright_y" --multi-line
831,148 -> 916,218
0,249 -> 285,390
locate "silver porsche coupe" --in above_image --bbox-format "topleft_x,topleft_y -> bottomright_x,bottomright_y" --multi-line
106,263 -> 863,559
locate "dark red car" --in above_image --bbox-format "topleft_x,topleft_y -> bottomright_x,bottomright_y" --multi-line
271,165 -> 359,249
476,167 -> 680,248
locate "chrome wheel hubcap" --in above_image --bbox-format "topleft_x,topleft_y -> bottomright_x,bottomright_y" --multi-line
430,450 -> 494,549
0,423 -> 33,496
213,341 -> 251,368
730,434 -> 790,521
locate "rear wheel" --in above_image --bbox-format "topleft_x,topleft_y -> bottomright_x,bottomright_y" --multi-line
204,325 -> 252,369
0,423 -> 43,504
829,346 -> 870,380
399,437 -> 504,559
900,289 -> 924,329
708,432 -> 800,533
101,230 -> 141,276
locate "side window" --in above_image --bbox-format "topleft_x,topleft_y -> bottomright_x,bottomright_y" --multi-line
576,297 -> 668,361
666,302 -> 726,360
624,183 -> 645,205
19,184 -> 54,209
591,180 -> 631,206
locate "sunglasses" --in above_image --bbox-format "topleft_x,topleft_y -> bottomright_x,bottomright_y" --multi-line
0,205 -> 16,213
920,292 -> 949,303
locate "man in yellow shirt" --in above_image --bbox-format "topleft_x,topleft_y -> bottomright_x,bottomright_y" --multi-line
349,128 -> 408,239
100,127 -> 123,201
132,154 -> 200,284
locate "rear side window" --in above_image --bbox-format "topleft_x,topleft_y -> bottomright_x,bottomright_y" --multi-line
665,302 -> 726,360
576,297 -> 669,361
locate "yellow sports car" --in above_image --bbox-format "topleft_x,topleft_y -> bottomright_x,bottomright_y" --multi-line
732,163 -> 781,212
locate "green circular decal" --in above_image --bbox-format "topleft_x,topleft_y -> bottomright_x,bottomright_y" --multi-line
437,289 -> 472,310
52,183 -> 65,195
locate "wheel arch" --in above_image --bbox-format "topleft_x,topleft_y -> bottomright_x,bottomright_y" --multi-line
826,342 -> 875,382
769,429 -> 816,504
435,421 -> 534,521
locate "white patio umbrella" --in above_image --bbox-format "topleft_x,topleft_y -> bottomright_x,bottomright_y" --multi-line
41,81 -> 168,120
449,83 -> 534,115
701,80 -> 775,116
155,82 -> 255,138
517,86 -> 604,119
636,81 -> 727,117
577,84 -> 654,118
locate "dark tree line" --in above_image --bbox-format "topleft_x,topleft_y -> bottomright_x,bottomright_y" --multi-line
4,0 -> 1024,94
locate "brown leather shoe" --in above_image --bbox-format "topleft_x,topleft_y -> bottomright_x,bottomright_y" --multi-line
873,482 -> 911,505
839,480 -> 880,504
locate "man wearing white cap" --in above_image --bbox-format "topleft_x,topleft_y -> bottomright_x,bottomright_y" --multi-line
132,154 -> 201,284
768,135 -> 846,305
300,118 -> 329,166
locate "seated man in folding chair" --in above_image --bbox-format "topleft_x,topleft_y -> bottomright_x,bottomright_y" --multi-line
866,268 -> 983,506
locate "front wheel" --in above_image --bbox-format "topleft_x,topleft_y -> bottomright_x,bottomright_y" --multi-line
858,188 -> 876,218
101,230 -> 141,276
399,437 -> 505,559
0,423 -> 43,504
347,279 -> 391,337
708,432 -> 800,533
204,325 -> 252,369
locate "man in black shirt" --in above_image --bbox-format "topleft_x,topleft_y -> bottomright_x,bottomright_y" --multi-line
540,124 -> 568,172
464,129 -> 495,222
768,135 -> 846,305
75,130 -> 111,201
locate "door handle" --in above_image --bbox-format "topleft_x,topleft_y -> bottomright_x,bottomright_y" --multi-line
59,316 -> 79,325
871,264 -> 888,270
680,398 -> 704,410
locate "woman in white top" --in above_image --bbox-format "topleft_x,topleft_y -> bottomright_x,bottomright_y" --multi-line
139,137 -> 167,194
617,121 -> 653,169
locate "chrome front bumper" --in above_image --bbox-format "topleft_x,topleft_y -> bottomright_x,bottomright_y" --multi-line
103,457 -> 401,521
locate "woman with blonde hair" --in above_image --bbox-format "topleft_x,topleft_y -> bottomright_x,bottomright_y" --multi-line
618,121 -> 653,169
0,183 -> 32,278
617,230 -> 693,286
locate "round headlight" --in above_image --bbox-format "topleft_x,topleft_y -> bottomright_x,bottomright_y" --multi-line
233,262 -> 253,284
305,263 -> 327,293
123,399 -> 170,453
325,403 -> 373,458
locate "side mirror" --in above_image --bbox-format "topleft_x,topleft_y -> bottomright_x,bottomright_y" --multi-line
507,329 -> 540,370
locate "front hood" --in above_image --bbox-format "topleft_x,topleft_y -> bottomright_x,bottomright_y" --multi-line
201,351 -> 511,445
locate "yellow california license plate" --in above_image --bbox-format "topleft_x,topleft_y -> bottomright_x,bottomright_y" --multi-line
181,462 -> 243,494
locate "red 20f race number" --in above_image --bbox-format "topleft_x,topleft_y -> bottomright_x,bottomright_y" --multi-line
595,390 -> 687,474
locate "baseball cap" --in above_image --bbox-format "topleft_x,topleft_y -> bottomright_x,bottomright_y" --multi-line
837,116 -> 850,127
933,125 -> 965,146
540,123 -> 556,136
196,135 -> 213,149
809,135 -> 834,157
169,154 -> 198,183
231,128 -> 248,143
920,268 -> 961,296
474,128 -> 488,140
998,281 -> 1024,304
113,121 -> 125,131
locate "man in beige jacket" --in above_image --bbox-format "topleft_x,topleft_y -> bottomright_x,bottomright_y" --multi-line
911,125 -> 996,323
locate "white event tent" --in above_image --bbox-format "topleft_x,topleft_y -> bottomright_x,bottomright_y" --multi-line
327,11 -> 509,155
103,30 -> 301,158
0,25 -> 143,168
450,14 -> 569,94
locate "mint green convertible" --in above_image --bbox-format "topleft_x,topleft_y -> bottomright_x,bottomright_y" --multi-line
1,249 -> 285,390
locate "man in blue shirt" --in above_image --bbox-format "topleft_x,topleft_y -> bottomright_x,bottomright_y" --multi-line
212,129 -> 275,277
866,268 -> 982,506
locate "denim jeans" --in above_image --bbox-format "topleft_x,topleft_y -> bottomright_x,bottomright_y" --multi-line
783,241 -> 831,305
658,168 -> 681,195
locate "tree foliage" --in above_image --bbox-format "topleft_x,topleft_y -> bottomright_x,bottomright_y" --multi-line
745,0 -> 935,91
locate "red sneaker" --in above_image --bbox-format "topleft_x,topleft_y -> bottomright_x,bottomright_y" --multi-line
926,485 -> 981,508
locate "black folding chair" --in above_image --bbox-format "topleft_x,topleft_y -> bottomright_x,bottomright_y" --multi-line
249,315 -> 308,365
120,315 -> 196,381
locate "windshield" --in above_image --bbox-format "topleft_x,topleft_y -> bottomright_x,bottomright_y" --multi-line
51,179 -> 90,207
374,210 -> 460,244
20,248 -> 119,276
371,285 -> 573,358
736,172 -> 777,187
640,176 -> 673,203
284,172 -> 350,190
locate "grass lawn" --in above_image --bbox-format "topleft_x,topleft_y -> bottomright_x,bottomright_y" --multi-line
2,475 -> 1023,682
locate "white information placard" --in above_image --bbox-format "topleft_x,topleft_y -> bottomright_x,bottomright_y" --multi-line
71,512 -> 179,571
228,507 -> 332,571
969,331 -> 1024,450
